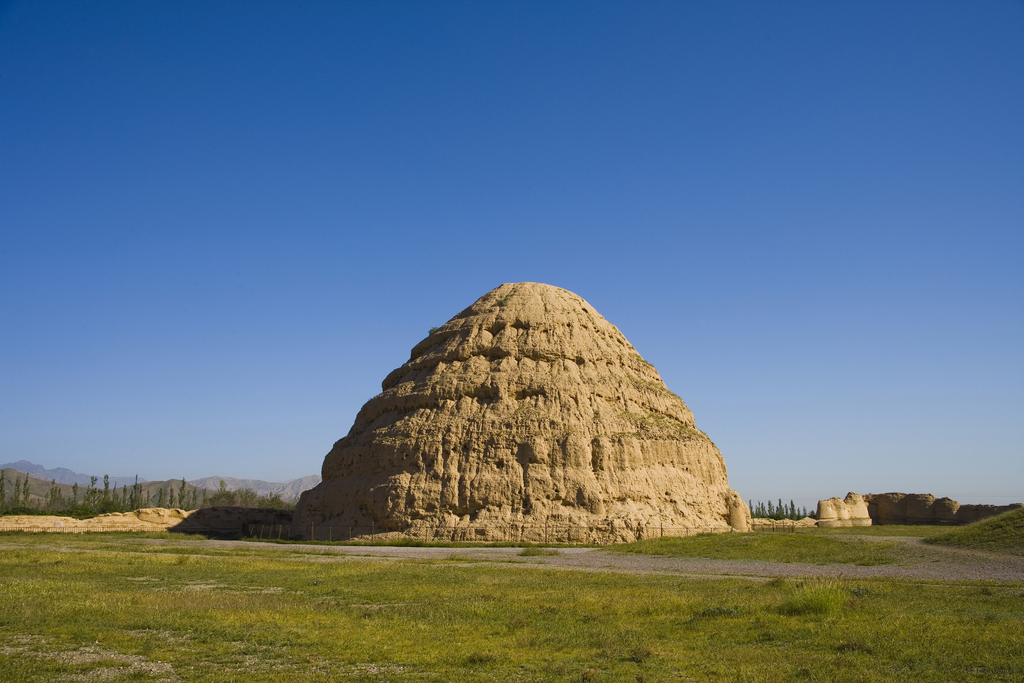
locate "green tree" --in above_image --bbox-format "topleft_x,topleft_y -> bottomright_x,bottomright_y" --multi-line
257,492 -> 287,509
208,480 -> 235,506
45,479 -> 61,511
0,470 -> 6,513
750,499 -> 807,521
71,482 -> 79,503
128,476 -> 142,511
236,488 -> 259,507
84,476 -> 99,509
157,488 -> 166,508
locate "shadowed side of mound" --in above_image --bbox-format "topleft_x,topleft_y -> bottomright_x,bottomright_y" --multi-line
0,507 -> 293,537
924,507 -> 1024,555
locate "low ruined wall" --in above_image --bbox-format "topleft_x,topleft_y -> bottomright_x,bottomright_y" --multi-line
863,493 -> 1022,525
813,492 -> 1022,526
0,507 -> 293,534
175,506 -> 293,533
750,517 -> 817,531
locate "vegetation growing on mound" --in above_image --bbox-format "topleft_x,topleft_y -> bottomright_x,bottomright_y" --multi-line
612,532 -> 900,565
925,507 -> 1024,555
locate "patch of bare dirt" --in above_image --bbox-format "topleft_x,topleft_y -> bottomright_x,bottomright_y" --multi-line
198,537 -> 1024,583
0,634 -> 180,681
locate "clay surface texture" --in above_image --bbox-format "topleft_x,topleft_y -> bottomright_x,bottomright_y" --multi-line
815,491 -> 1023,526
816,493 -> 873,527
296,283 -> 749,541
864,493 -> 1022,525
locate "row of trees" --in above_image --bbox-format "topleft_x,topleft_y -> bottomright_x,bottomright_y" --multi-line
0,471 -> 31,510
1,471 -> 293,516
154,478 -> 201,510
0,471 -> 185,516
205,480 -> 290,509
749,499 -> 812,520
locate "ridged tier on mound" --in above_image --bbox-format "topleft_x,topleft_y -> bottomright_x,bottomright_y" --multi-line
296,283 -> 749,541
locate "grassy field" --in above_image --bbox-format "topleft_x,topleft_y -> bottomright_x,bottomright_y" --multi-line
1,532 -> 1022,682
242,536 -> 600,549
809,525 -> 948,537
611,532 -> 902,565
926,508 -> 1024,555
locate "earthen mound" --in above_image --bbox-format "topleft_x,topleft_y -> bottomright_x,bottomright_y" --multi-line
295,283 -> 749,541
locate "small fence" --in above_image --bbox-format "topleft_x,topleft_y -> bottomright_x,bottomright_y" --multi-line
749,520 -> 809,533
0,523 -> 157,533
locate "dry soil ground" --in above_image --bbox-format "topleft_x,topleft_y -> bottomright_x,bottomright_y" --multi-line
109,534 -> 1024,583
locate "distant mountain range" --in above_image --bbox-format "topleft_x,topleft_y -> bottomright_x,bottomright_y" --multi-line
0,460 -> 145,488
0,461 -> 320,502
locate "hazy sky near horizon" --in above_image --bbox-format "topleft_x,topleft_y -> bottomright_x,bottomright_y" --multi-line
1,1 -> 1021,508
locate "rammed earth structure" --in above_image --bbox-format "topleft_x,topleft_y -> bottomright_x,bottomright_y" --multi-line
296,283 -> 750,541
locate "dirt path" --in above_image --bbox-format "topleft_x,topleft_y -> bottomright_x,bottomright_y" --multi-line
9,534 -> 1022,583
167,536 -> 1024,583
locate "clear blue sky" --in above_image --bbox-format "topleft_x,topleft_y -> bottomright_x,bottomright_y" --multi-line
1,1 -> 1021,508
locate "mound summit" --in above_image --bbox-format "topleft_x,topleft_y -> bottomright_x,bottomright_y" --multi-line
296,283 -> 749,541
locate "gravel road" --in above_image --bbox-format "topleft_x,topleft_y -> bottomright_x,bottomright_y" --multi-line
187,536 -> 1024,583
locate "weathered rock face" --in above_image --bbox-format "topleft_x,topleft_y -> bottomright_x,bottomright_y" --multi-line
815,493 -> 872,527
296,283 -> 749,541
863,493 -> 1023,525
814,492 -> 1024,526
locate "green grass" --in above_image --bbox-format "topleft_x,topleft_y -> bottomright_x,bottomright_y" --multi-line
809,525 -> 947,537
779,581 -> 848,616
925,508 -> 1024,555
0,529 -> 214,541
242,535 -> 598,548
0,534 -> 1022,682
612,531 -> 901,565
